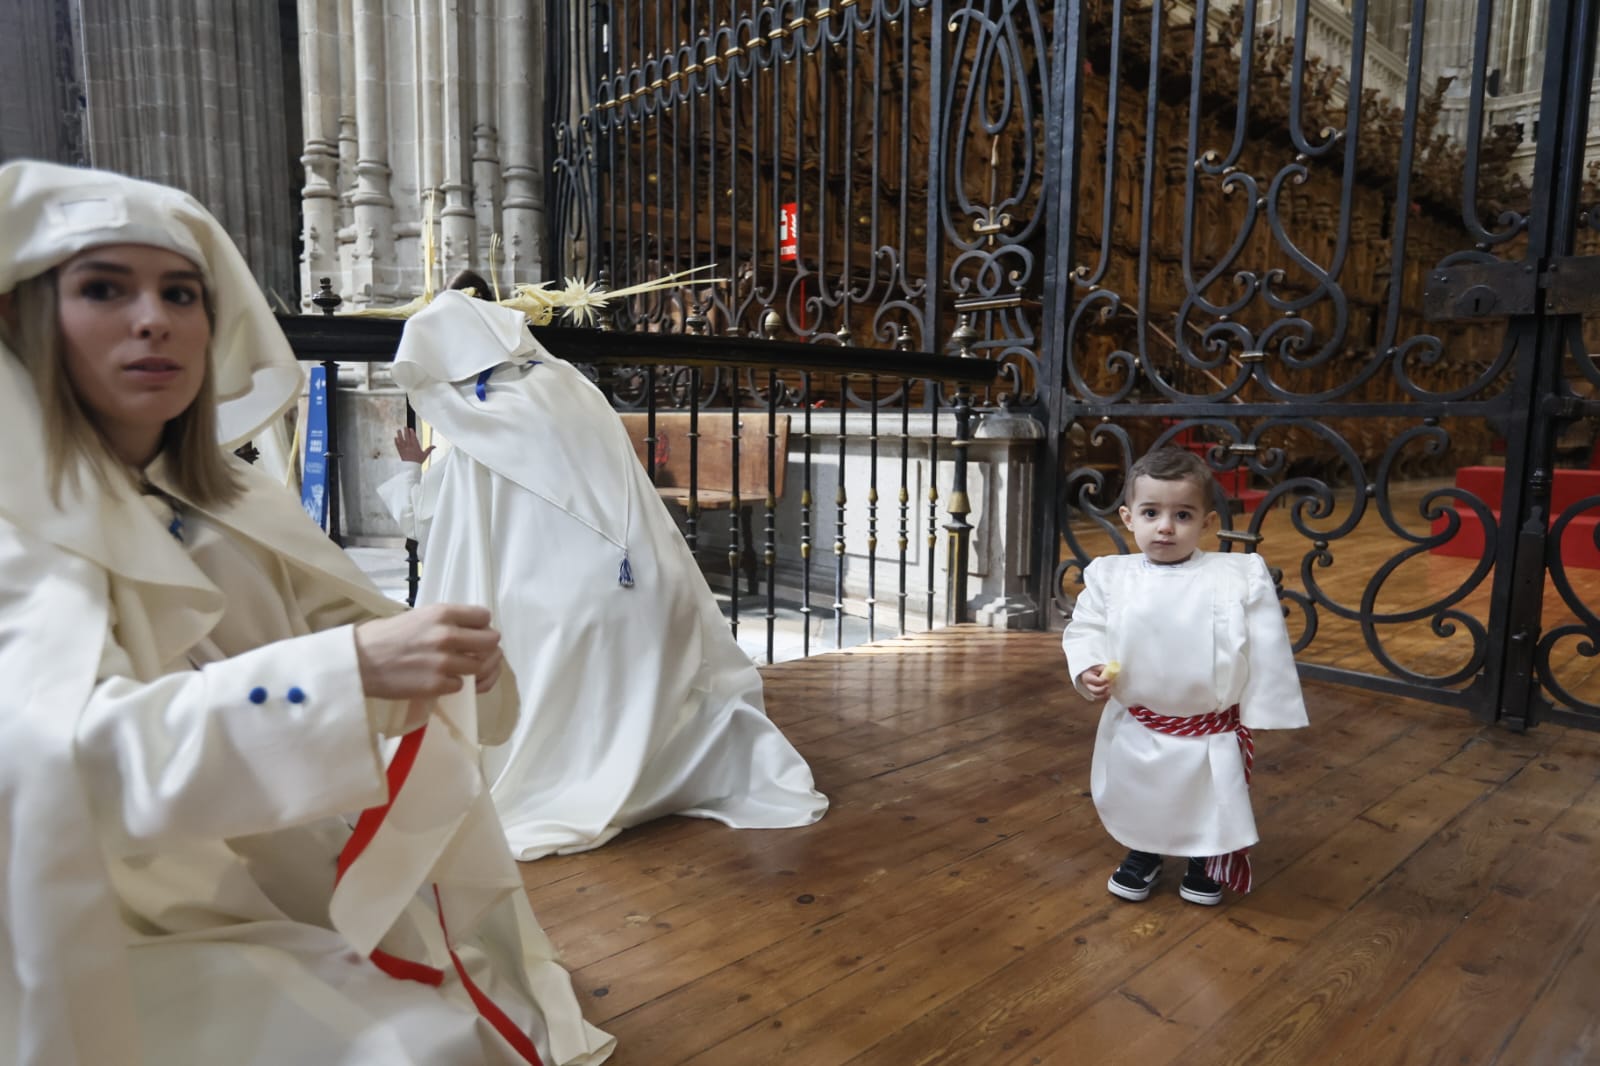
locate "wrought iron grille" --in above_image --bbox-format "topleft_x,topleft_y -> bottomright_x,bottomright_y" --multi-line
1041,0 -> 1600,729
549,0 -> 1600,729
545,0 -> 1056,655
278,303 -> 996,662
547,0 -> 1056,409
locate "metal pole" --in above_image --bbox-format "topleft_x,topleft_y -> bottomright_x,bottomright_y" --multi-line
310,278 -> 344,548
945,315 -> 978,625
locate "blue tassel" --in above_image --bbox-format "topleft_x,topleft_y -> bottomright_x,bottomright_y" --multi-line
521,358 -> 543,370
618,553 -> 634,588
167,513 -> 184,542
475,368 -> 494,401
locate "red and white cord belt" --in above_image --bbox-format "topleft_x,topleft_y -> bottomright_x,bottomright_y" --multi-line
1125,703 -> 1254,894
336,725 -> 547,1065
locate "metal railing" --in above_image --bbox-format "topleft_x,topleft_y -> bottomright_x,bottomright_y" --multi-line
276,285 -> 1000,663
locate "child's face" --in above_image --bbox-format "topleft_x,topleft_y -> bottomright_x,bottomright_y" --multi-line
1119,474 -> 1216,565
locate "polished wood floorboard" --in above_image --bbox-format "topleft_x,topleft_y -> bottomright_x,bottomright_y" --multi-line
523,628 -> 1600,1065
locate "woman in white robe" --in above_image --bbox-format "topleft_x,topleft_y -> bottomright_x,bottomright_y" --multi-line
0,161 -> 614,1066
379,290 -> 827,860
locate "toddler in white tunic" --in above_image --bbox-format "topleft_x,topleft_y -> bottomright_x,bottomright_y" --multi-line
1062,446 -> 1308,905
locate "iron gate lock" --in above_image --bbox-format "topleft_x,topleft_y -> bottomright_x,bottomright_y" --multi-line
1423,261 -> 1537,321
1424,256 -> 1600,320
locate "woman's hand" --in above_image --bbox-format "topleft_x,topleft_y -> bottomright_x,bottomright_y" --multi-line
354,604 -> 502,700
393,427 -> 435,465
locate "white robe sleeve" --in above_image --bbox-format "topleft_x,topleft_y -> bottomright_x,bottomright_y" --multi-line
376,462 -> 428,542
1061,558 -> 1112,700
75,623 -> 388,848
475,662 -> 520,748
1237,554 -> 1309,730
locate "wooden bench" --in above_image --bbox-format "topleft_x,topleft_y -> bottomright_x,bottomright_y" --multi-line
619,411 -> 791,592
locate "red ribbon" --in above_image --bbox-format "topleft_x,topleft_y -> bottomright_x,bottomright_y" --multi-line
335,724 -> 546,1065
435,885 -> 549,1065
1125,704 -> 1255,894
336,725 -> 426,882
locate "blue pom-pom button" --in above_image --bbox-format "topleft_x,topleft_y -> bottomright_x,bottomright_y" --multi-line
248,687 -> 268,705
286,687 -> 307,705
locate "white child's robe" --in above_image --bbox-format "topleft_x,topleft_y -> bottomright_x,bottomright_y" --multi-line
386,291 -> 828,861
1061,550 -> 1308,859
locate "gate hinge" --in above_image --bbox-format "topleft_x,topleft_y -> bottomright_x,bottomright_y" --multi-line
1423,260 -> 1538,321
1541,393 -> 1600,420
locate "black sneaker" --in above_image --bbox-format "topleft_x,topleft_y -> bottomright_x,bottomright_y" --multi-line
1179,858 -> 1224,906
1107,850 -> 1164,902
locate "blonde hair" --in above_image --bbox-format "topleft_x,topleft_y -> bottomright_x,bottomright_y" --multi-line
3,269 -> 243,506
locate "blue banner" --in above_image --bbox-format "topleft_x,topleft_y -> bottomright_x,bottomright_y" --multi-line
301,365 -> 329,528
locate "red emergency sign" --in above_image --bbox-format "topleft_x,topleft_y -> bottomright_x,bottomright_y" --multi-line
779,202 -> 799,261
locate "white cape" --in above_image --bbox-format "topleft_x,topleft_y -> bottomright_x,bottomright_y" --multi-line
392,292 -> 827,859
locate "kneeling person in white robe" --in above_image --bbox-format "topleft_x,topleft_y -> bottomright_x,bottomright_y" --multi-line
377,289 -> 828,861
1061,445 -> 1309,906
0,161 -> 614,1066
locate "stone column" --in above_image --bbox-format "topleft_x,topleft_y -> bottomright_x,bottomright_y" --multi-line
415,0 -> 444,294
472,0 -> 503,279
0,0 -> 86,165
499,0 -> 543,282
970,410 -> 1044,630
1418,0 -> 1473,84
434,0 -> 475,282
298,0 -> 341,308
298,0 -> 549,305
349,0 -> 397,306
77,0 -> 296,299
335,5 -> 358,191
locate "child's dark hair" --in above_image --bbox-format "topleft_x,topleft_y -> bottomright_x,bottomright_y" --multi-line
446,269 -> 493,299
1127,445 -> 1217,502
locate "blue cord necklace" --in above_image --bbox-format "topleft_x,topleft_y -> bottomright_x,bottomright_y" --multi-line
141,481 -> 186,542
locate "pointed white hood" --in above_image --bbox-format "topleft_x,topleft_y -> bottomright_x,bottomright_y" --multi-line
393,290 -> 638,560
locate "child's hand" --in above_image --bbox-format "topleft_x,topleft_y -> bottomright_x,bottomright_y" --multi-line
394,427 -> 435,465
1081,662 -> 1120,700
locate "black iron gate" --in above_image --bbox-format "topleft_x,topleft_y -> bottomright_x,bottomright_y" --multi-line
1041,0 -> 1600,730
547,0 -> 1600,727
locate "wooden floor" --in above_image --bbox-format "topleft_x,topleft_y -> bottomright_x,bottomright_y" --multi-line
522,628 -> 1600,1066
